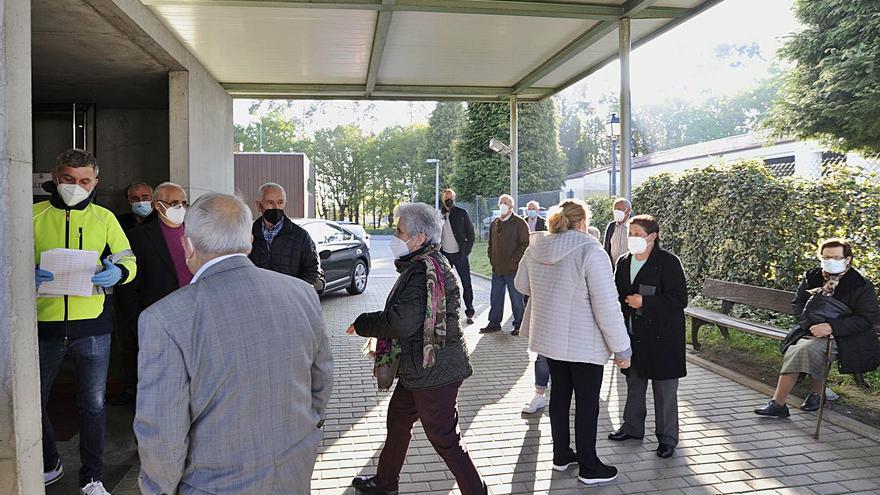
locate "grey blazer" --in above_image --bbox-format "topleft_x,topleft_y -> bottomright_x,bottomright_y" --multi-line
135,255 -> 333,495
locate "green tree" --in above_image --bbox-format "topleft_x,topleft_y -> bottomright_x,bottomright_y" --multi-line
311,125 -> 367,222
234,110 -> 310,153
424,102 -> 465,191
559,101 -> 584,174
454,100 -> 566,201
766,0 -> 880,153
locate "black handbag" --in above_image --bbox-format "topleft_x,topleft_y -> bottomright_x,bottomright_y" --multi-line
780,293 -> 852,355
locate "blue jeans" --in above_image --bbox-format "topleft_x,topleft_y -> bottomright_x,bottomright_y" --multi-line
488,273 -> 524,328
40,334 -> 111,486
535,354 -> 550,390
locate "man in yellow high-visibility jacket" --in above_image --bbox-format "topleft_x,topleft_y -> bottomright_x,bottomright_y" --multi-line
33,149 -> 137,495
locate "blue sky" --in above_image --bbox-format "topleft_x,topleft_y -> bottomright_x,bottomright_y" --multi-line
234,0 -> 800,135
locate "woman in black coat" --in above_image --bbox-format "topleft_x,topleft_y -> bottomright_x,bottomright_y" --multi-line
755,238 -> 880,418
609,215 -> 688,459
346,202 -> 486,495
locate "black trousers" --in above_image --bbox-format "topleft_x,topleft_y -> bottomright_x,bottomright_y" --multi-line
546,358 -> 604,467
442,251 -> 474,314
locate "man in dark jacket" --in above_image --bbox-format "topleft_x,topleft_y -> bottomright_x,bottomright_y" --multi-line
117,182 -> 154,232
524,200 -> 546,233
482,194 -> 530,335
114,182 -> 191,405
440,189 -> 476,323
603,197 -> 632,264
249,183 -> 323,289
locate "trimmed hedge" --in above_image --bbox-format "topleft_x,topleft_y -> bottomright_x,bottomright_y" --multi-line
632,161 -> 880,292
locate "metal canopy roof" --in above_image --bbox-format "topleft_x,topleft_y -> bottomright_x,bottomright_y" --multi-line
142,0 -> 722,101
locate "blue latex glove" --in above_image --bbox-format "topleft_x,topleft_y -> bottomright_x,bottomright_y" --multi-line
91,259 -> 122,288
35,267 -> 54,290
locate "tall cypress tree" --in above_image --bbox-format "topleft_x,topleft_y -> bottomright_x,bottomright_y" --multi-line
454,100 -> 565,201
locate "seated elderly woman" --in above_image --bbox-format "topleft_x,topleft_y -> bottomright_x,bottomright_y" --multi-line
755,238 -> 880,418
347,202 -> 486,495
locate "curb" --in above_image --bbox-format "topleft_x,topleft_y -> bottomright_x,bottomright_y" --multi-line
470,271 -> 491,281
686,352 -> 880,443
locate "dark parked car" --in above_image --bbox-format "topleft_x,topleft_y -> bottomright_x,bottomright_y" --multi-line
295,219 -> 370,295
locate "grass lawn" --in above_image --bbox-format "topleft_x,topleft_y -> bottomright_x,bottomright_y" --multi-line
469,241 -> 491,277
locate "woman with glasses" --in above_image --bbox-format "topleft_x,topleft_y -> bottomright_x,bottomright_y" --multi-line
755,238 -> 880,418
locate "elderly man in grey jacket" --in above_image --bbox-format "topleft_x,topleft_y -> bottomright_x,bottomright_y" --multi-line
135,193 -> 333,495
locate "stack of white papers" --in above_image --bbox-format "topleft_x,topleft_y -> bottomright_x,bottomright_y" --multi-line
38,249 -> 99,297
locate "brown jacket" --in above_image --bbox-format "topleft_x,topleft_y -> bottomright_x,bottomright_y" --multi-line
488,214 -> 530,275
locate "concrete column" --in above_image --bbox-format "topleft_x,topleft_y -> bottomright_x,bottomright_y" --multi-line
0,0 -> 44,493
619,17 -> 633,201
169,70 -> 190,194
168,69 -> 234,200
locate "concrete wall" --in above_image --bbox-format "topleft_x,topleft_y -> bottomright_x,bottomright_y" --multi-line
94,108 -> 170,213
0,0 -> 44,493
97,0 -> 234,200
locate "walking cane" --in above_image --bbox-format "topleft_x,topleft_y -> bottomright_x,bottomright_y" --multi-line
813,336 -> 834,440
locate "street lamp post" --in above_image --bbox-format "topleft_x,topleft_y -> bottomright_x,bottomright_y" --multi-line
426,159 -> 440,210
605,113 -> 621,197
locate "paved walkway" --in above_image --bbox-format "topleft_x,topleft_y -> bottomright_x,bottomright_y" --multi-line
106,239 -> 880,494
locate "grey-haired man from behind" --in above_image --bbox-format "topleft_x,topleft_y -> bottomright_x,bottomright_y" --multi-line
135,193 -> 333,495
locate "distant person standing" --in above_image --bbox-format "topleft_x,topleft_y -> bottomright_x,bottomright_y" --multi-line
249,182 -> 323,289
603,198 -> 632,264
440,189 -> 476,324
481,194 -> 529,336
116,182 -> 154,232
525,200 -> 546,233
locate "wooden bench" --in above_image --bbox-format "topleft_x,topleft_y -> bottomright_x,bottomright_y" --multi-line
686,278 -> 877,388
685,278 -> 796,352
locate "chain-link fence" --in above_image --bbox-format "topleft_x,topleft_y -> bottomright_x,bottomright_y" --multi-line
456,190 -> 566,240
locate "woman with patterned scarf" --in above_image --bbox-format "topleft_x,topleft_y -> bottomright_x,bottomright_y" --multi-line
347,202 -> 486,495
755,238 -> 880,418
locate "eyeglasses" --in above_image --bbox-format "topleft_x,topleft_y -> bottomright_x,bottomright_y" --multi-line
157,200 -> 188,208
819,255 -> 847,261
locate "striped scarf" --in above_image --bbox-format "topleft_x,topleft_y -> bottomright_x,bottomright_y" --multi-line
414,245 -> 448,368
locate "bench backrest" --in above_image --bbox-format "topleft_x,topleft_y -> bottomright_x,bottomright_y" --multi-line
701,278 -> 797,315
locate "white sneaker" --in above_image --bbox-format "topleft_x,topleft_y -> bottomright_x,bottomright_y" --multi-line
521,394 -> 546,414
44,458 -> 63,486
825,387 -> 839,401
81,480 -> 111,495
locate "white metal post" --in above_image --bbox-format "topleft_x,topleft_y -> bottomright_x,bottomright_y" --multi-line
435,159 -> 440,210
510,95 -> 519,209
619,17 -> 633,201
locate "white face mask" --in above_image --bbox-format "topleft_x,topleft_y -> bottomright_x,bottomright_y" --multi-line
162,204 -> 187,226
613,209 -> 627,223
389,235 -> 411,258
499,204 -> 510,215
821,258 -> 848,275
628,235 -> 649,255
57,183 -> 91,207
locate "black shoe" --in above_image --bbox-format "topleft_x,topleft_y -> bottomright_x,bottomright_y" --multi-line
578,461 -> 618,485
607,429 -> 643,441
754,400 -> 790,418
479,325 -> 501,334
466,317 -> 475,324
552,450 -> 578,472
511,327 -> 520,336
656,444 -> 675,458
801,392 -> 820,411
351,476 -> 398,495
465,309 -> 475,325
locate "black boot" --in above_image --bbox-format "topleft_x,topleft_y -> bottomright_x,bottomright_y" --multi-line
801,392 -> 821,411
351,476 -> 398,495
754,400 -> 790,418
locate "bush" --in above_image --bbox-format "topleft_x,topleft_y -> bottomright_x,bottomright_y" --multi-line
583,195 -> 614,231
632,160 -> 880,292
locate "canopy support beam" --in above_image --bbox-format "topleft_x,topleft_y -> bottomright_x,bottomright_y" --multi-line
510,95 -> 519,208
365,0 -> 395,95
618,16 -> 633,201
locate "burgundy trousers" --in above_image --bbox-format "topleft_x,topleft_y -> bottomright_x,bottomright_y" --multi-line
375,380 -> 486,494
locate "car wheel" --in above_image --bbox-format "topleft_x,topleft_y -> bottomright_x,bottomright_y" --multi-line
346,260 -> 368,295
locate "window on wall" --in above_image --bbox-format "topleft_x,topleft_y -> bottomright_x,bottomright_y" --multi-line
763,156 -> 796,177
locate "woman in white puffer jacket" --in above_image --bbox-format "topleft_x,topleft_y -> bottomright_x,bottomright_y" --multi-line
514,199 -> 631,486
